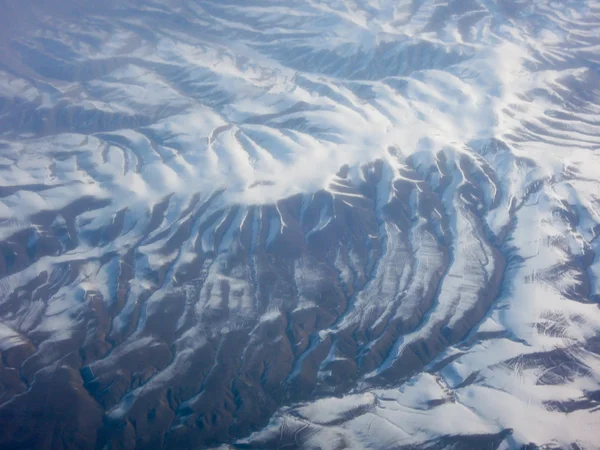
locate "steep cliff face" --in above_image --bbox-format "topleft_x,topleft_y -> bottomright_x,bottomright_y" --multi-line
1,1 -> 600,449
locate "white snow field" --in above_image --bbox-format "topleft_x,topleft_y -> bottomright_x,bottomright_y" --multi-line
1,0 -> 600,449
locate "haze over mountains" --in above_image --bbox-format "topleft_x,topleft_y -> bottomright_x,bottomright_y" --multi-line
1,0 -> 600,449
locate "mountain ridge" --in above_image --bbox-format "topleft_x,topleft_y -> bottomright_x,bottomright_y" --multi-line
1,1 -> 600,448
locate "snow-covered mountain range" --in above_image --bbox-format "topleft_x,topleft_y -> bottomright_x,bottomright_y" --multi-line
1,0 -> 600,448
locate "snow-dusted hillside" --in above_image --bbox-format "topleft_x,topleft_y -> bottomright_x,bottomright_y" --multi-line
1,0 -> 600,449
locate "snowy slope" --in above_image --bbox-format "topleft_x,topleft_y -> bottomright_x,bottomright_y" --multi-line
1,0 -> 600,449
